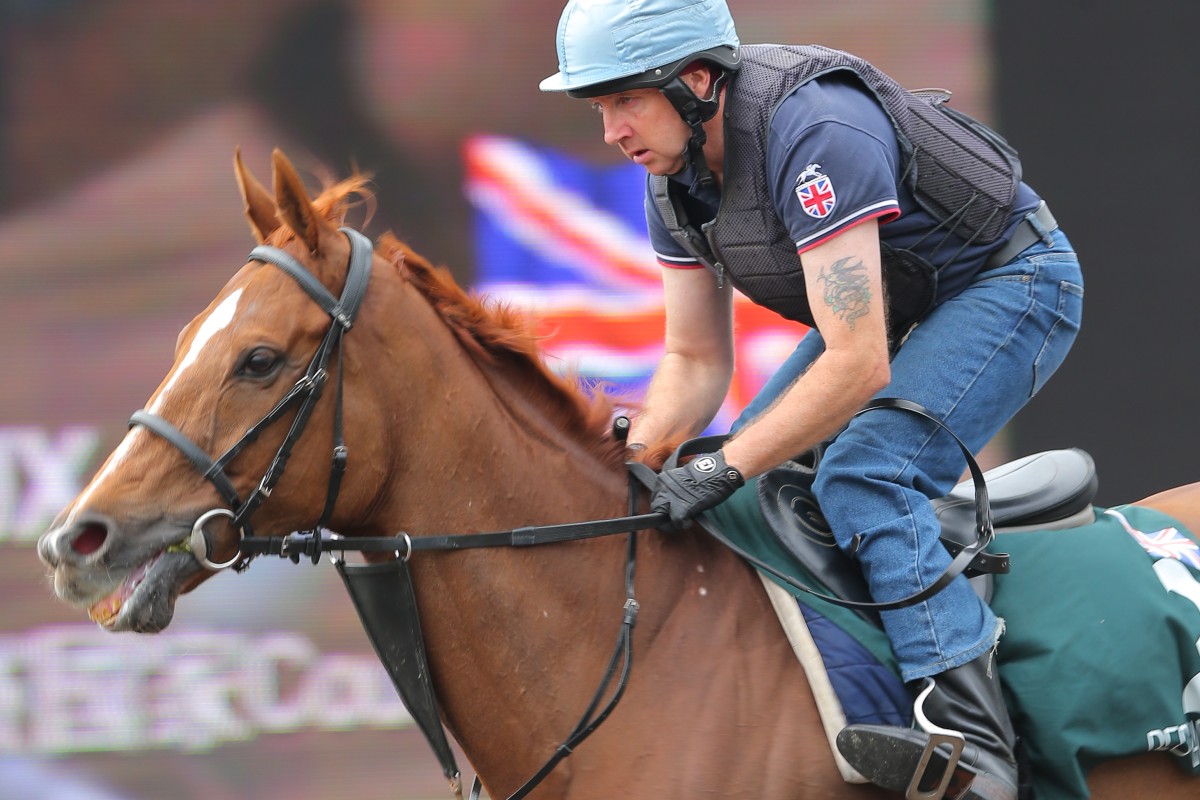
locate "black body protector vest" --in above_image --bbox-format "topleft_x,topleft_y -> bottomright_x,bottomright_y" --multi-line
652,44 -> 1022,342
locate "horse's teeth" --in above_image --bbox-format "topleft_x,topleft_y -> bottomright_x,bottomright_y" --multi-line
88,594 -> 121,624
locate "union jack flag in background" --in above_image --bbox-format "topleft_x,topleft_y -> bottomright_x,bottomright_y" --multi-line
464,135 -> 806,433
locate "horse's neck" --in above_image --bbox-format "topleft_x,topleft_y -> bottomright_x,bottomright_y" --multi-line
397,354 -> 627,530
360,301 -> 808,794
355,274 -> 628,534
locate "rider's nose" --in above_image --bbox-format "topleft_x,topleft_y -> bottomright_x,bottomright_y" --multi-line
602,110 -> 630,147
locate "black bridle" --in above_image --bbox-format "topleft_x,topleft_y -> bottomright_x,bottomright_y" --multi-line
130,227 -> 373,569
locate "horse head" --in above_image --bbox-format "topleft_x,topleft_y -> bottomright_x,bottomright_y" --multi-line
36,149 -> 411,632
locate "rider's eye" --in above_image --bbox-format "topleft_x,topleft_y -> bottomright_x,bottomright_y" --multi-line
238,347 -> 282,378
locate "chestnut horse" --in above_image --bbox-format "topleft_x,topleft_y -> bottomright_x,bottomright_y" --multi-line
38,149 -> 1196,799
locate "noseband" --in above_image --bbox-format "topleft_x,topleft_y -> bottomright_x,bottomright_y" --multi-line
130,227 -> 373,570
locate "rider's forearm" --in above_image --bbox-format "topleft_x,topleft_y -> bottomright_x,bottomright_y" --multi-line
628,350 -> 733,448
723,346 -> 889,479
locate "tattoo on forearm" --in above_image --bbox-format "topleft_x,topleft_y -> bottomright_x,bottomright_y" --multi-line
816,257 -> 871,328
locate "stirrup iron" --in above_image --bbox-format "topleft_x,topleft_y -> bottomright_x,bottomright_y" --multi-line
907,678 -> 966,800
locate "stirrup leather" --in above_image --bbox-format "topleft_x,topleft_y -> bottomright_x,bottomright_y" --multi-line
907,679 -> 965,800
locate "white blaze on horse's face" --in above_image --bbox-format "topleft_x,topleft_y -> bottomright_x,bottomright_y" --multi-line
66,288 -> 245,526
148,288 -> 245,415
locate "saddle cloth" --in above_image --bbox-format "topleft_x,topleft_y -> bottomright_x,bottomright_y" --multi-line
704,480 -> 1200,800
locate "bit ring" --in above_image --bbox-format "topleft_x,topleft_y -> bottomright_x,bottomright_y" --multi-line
190,508 -> 244,570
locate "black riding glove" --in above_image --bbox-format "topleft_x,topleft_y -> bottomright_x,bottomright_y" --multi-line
651,450 -> 745,531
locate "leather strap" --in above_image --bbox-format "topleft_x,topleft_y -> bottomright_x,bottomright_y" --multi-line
984,201 -> 1057,269
250,401 -> 1003,614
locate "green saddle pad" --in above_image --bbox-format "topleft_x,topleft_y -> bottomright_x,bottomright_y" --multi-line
992,503 -> 1200,797
706,484 -> 1200,800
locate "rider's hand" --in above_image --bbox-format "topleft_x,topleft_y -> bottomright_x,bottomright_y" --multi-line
651,450 -> 744,530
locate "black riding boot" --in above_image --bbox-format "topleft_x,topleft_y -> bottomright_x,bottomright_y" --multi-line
835,652 -> 1019,800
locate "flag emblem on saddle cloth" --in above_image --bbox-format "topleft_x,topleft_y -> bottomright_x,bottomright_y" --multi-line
795,163 -> 837,219
1106,508 -> 1200,569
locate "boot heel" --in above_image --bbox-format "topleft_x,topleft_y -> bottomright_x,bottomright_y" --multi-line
836,654 -> 1019,800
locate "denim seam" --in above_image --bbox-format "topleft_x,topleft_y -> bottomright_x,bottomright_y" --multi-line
898,489 -> 946,664
1031,280 -> 1083,397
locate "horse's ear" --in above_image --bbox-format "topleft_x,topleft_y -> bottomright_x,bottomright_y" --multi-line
272,148 -> 334,254
233,147 -> 280,243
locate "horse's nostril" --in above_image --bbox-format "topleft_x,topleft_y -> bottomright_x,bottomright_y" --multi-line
72,523 -> 109,555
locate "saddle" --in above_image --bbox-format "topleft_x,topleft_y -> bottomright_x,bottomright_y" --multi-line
757,448 -> 1099,618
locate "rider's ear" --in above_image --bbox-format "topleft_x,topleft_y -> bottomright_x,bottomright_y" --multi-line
233,147 -> 280,243
680,62 -> 715,100
272,148 -> 335,254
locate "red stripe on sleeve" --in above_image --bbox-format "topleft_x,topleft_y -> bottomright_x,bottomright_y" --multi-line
796,208 -> 900,255
657,257 -> 704,270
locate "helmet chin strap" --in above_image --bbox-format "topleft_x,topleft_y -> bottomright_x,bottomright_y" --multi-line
660,71 -> 730,190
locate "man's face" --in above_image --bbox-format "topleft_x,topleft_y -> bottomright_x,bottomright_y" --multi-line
589,88 -> 690,175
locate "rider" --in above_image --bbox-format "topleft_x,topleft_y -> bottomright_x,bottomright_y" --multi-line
541,1 -> 1083,798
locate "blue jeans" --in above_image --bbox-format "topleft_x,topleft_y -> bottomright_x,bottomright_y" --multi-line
731,227 -> 1083,681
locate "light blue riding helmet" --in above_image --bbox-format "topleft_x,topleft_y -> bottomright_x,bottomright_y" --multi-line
540,0 -> 741,99
541,0 -> 741,188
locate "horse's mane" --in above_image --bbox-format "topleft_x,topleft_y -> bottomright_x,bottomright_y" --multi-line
292,176 -> 629,470
381,234 -> 631,468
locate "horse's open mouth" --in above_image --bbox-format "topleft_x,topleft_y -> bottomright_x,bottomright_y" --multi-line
87,551 -> 160,626
87,549 -> 199,632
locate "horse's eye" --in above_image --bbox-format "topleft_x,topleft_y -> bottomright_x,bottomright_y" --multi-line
239,347 -> 282,378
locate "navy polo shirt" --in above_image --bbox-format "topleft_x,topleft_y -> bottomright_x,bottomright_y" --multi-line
646,72 -> 1041,303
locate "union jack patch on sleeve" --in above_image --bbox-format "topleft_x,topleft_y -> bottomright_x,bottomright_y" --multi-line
795,163 -> 837,219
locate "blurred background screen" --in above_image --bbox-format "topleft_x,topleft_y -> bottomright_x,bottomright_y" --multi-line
0,1 -> 1192,798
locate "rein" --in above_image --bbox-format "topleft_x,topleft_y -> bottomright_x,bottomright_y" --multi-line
232,398 -> 1001,614
210,398 -> 998,799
